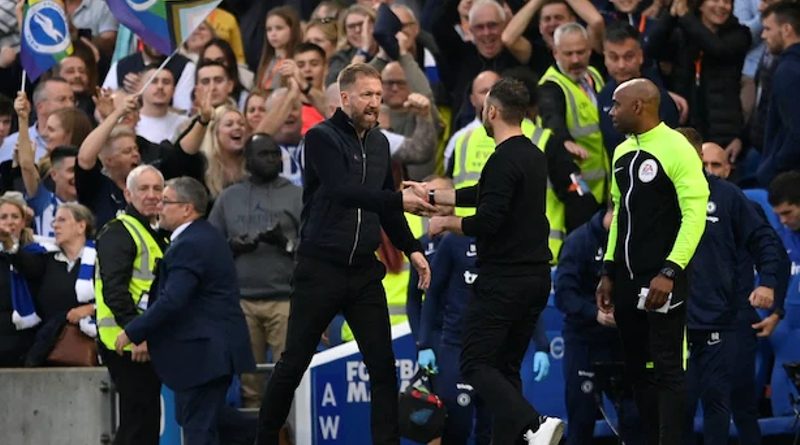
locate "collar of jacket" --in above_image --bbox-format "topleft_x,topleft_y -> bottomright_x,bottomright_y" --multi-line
330,107 -> 379,138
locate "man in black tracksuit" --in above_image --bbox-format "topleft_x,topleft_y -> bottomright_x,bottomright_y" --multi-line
426,78 -> 563,445
596,79 -> 709,445
254,64 -> 435,445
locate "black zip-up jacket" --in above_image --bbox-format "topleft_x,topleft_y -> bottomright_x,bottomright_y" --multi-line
298,108 -> 421,266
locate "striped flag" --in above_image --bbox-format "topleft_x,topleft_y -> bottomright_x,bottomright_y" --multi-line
106,0 -> 222,56
20,0 -> 73,81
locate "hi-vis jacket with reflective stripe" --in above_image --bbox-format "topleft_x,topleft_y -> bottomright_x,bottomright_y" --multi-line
604,123 -> 709,279
95,214 -> 164,352
451,119 -> 567,261
539,65 -> 609,204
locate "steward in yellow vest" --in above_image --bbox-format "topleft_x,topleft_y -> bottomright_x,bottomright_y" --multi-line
94,166 -> 168,444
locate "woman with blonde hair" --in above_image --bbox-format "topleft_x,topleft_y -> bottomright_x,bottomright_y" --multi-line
201,104 -> 247,198
325,4 -> 378,86
304,18 -> 339,60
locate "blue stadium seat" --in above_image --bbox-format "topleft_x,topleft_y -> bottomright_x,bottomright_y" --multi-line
743,188 -> 782,231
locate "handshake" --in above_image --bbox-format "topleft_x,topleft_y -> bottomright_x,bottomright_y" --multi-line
228,223 -> 296,257
400,181 -> 453,217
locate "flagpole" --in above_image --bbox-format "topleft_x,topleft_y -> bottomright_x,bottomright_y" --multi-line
136,47 -> 180,96
20,70 -> 26,92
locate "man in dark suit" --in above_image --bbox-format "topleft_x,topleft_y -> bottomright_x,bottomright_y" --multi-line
115,176 -> 255,445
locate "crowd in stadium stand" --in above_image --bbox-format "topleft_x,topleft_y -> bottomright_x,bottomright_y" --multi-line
1,0 -> 800,443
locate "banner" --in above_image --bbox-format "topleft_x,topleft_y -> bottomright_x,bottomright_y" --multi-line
20,0 -> 73,81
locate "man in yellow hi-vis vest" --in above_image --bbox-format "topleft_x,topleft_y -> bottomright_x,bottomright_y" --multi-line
95,165 -> 168,445
450,70 -> 599,262
538,22 -> 610,208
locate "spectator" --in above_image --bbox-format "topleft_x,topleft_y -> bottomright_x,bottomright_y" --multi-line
539,23 -> 609,206
208,133 -> 302,409
201,37 -> 255,97
103,45 -> 195,112
64,0 -> 118,58
757,2 -> 800,186
768,170 -> 800,267
94,165 -> 166,445
599,23 -> 680,153
326,4 -> 379,86
647,0 -> 750,156
200,104 -> 247,198
263,87 -> 304,187
195,60 -> 238,109
0,78 -> 75,165
24,147 -> 78,239
181,20 -> 216,64
736,0 -> 766,123
57,55 -> 96,121
205,7 -> 248,67
443,70 -> 499,173
304,18 -> 339,60
0,94 -> 11,148
135,65 -> 190,144
502,0 -> 606,73
282,42 -> 328,133
8,203 -> 98,367
600,0 -> 661,44
311,1 -> 343,22
243,90 -> 267,135
256,6 -> 303,91
391,4 -> 445,100
0,192 -> 38,367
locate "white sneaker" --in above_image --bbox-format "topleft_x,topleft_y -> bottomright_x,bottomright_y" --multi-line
524,417 -> 564,445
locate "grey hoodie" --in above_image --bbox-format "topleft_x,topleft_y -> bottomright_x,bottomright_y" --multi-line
208,177 -> 302,300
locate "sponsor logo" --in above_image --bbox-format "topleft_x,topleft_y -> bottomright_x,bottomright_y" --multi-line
638,159 -> 658,183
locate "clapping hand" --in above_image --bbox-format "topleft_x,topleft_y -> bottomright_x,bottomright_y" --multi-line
229,234 -> 259,256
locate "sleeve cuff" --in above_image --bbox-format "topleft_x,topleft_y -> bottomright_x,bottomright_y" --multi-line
601,260 -> 615,277
460,216 -> 475,236
758,274 -> 777,290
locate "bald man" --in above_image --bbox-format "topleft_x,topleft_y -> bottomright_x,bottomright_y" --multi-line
444,70 -> 500,174
264,88 -> 304,187
702,143 -> 732,179
597,79 -> 709,445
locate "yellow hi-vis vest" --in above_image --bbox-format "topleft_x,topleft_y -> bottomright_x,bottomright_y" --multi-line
341,214 -> 425,342
538,66 -> 609,204
450,119 -> 567,262
95,214 -> 164,351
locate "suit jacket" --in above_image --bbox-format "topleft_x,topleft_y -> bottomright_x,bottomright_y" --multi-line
125,219 -> 255,391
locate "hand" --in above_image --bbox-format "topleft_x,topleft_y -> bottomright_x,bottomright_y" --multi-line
0,46 -> 17,69
532,351 -> 550,382
122,72 -> 141,94
417,348 -> 438,374
396,31 -> 412,56
564,141 -> 590,160
752,313 -> 780,337
66,304 -> 95,325
93,87 -> 115,120
748,286 -> 774,309
278,59 -> 300,83
131,341 -> 150,362
196,84 -> 214,123
596,275 -> 614,312
726,138 -> 743,164
596,308 -> 617,327
114,331 -> 131,355
360,17 -> 375,53
410,251 -> 431,290
428,216 -> 449,237
259,224 -> 290,252
403,93 -> 431,117
668,91 -> 689,124
229,234 -> 259,256
670,0 -> 689,16
402,187 -> 437,215
13,91 -> 30,122
401,180 -> 428,198
645,274 -> 674,311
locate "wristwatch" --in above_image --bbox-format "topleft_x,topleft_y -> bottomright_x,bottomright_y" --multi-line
659,265 -> 678,280
428,190 -> 436,205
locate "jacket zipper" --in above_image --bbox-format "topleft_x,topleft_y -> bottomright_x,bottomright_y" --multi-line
348,130 -> 369,265
624,148 -> 640,280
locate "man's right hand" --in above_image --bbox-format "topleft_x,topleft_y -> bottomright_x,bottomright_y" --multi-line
122,72 -> 141,94
131,342 -> 150,362
596,309 -> 616,327
596,275 -> 614,313
13,91 -> 30,122
402,187 -> 436,215
417,348 -> 438,374
564,141 -> 590,160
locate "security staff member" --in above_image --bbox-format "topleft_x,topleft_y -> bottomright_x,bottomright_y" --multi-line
450,70 -> 596,261
684,145 -> 788,445
596,79 -> 709,445
425,78 -> 563,445
539,22 -> 609,207
95,165 -> 168,445
555,208 -> 644,445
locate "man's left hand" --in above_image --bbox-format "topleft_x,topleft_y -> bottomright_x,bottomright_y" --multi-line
645,274 -> 674,311
753,313 -> 780,337
410,251 -> 431,290
115,331 -> 131,355
749,286 -> 774,309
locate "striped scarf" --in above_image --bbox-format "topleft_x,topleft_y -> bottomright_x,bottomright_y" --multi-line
75,241 -> 97,338
10,243 -> 46,330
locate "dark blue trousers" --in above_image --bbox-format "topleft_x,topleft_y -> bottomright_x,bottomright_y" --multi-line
730,321 -> 762,445
175,375 -> 232,445
563,330 -> 644,445
685,329 -> 736,445
435,342 -> 490,445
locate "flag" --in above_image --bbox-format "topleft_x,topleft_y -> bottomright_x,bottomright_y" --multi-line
106,0 -> 222,56
20,0 -> 73,81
